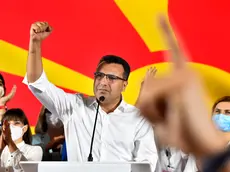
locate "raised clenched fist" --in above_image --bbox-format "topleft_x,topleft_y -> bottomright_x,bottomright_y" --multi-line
30,21 -> 53,42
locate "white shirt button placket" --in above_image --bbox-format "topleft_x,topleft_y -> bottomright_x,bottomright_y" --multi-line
99,110 -> 109,160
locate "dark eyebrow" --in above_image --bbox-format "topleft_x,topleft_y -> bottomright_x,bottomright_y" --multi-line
14,121 -> 23,124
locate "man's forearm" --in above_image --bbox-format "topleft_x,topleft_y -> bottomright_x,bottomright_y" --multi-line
27,39 -> 43,83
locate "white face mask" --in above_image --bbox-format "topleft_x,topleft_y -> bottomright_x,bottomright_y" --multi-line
10,125 -> 25,141
0,86 -> 4,97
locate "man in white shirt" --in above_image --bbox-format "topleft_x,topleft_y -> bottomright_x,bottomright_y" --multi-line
23,21 -> 158,170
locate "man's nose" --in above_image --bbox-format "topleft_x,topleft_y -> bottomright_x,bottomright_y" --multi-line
100,76 -> 109,85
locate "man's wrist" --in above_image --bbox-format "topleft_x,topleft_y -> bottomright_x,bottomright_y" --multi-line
29,38 -> 42,46
29,39 -> 42,53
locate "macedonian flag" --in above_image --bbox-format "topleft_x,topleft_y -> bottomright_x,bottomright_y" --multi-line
0,0 -> 230,130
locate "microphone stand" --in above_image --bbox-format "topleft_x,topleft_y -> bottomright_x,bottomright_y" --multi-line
87,96 -> 105,161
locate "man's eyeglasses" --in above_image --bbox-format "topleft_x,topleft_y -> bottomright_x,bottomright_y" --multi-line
94,72 -> 126,82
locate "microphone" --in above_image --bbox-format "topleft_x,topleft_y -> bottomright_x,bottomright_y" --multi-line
87,96 -> 105,161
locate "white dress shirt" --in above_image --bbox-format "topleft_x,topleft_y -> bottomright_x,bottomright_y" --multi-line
0,141 -> 42,171
45,110 -> 63,128
23,71 -> 158,170
155,147 -> 189,172
183,155 -> 198,172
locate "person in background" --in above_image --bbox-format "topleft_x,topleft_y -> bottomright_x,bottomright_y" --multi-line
32,105 -> 64,160
0,108 -> 42,171
184,96 -> 230,172
32,106 -> 50,149
212,96 -> 230,143
61,140 -> 67,161
155,143 -> 189,172
0,74 -> 16,121
44,107 -> 64,154
146,68 -> 189,172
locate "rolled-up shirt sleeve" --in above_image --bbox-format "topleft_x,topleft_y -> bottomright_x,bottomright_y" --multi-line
23,71 -> 76,121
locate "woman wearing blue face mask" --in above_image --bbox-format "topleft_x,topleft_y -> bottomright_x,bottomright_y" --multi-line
212,96 -> 230,133
205,96 -> 230,171
184,96 -> 230,172
0,108 -> 43,171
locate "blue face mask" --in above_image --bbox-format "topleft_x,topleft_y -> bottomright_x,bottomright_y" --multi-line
212,114 -> 230,132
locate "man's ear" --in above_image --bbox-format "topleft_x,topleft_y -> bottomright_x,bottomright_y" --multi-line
122,81 -> 128,92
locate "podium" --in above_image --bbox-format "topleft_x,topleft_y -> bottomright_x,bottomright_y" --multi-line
19,162 -> 151,172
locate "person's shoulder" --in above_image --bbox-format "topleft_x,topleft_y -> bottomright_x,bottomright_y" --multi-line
31,134 -> 42,144
65,93 -> 96,108
123,101 -> 153,126
23,144 -> 43,161
122,100 -> 141,114
121,101 -> 149,124
1,146 -> 7,155
24,143 -> 43,153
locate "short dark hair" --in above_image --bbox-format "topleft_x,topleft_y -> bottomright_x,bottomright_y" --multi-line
96,55 -> 131,81
0,73 -> 6,96
212,96 -> 230,112
2,108 -> 32,145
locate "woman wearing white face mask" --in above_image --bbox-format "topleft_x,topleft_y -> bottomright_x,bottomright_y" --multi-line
0,108 -> 43,171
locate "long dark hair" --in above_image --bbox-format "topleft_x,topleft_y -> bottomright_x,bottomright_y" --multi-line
0,73 -> 6,96
34,106 -> 48,134
2,108 -> 32,144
